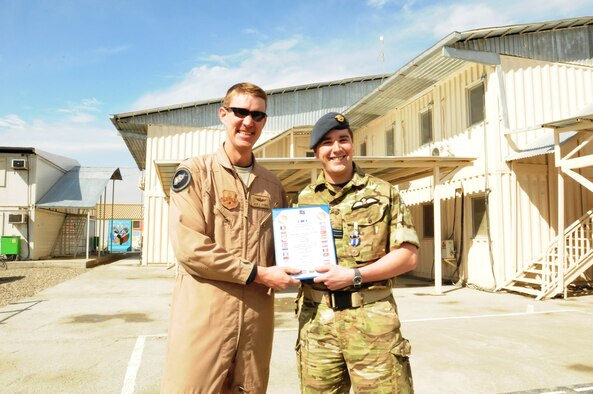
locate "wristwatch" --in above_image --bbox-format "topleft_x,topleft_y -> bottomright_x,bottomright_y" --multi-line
352,268 -> 363,288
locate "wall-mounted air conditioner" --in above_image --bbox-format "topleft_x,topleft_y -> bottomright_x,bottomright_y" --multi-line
8,213 -> 28,224
11,158 -> 28,170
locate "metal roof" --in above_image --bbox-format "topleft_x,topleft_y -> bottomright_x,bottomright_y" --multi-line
507,103 -> 593,161
345,15 -> 593,129
111,75 -> 388,170
0,146 -> 80,171
506,131 -> 578,161
154,156 -> 475,199
37,167 -> 122,209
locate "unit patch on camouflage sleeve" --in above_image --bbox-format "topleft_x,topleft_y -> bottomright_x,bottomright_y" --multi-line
171,168 -> 191,192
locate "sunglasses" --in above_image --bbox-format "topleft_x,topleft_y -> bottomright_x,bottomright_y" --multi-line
224,106 -> 267,122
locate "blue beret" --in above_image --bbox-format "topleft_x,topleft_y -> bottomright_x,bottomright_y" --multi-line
310,112 -> 350,149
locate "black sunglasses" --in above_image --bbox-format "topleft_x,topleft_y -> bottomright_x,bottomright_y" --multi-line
224,106 -> 267,122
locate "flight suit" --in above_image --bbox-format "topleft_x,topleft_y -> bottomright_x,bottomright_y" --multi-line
161,145 -> 287,394
296,163 -> 419,394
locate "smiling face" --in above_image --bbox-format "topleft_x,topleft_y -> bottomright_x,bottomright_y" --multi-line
219,93 -> 267,166
313,128 -> 354,185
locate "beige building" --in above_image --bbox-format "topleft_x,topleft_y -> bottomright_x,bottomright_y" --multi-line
113,16 -> 593,299
0,147 -> 123,260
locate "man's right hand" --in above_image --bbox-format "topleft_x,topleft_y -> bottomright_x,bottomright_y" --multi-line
254,266 -> 301,291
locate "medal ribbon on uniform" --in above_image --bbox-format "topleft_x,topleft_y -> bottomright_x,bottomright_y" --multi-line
350,221 -> 360,247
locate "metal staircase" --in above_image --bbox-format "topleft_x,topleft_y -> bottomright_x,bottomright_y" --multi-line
502,209 -> 593,300
51,213 -> 88,257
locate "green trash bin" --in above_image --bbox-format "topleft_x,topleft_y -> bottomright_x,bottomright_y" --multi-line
1,236 -> 20,256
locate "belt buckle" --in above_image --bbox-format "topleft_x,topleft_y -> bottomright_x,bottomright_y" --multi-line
330,292 -> 352,310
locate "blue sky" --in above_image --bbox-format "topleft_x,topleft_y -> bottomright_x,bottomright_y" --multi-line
1,0 -> 592,174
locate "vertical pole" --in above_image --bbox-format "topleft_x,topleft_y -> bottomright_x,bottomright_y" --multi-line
85,211 -> 90,260
434,167 -> 442,294
555,130 -> 565,298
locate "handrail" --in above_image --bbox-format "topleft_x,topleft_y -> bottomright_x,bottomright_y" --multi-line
540,209 -> 593,296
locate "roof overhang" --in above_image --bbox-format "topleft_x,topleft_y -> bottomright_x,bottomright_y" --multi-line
507,103 -> 593,161
154,156 -> 475,199
37,167 -> 122,209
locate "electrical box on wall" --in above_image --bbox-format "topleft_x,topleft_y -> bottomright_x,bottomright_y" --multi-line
11,158 -> 28,170
441,240 -> 455,259
8,213 -> 27,224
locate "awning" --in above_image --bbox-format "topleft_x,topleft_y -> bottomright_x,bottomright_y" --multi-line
154,156 -> 475,199
37,167 -> 122,209
506,131 -> 578,161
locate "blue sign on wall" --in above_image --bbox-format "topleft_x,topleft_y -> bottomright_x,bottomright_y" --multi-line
109,220 -> 132,253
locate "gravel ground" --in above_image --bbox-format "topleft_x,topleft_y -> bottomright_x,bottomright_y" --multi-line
0,266 -> 88,308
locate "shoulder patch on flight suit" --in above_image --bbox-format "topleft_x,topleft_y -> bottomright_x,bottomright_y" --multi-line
249,194 -> 271,209
171,168 -> 191,192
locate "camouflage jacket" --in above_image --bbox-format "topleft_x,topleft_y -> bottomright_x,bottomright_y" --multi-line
298,163 -> 419,271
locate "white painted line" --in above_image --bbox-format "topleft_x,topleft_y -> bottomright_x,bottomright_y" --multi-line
274,309 -> 578,331
403,309 -> 576,323
121,335 -> 147,394
575,386 -> 593,392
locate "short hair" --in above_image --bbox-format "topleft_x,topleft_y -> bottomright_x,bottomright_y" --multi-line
222,82 -> 267,108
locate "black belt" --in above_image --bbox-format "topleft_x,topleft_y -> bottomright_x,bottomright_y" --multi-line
302,286 -> 392,310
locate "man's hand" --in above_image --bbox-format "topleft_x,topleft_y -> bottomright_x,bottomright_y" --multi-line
254,266 -> 301,291
313,264 -> 354,291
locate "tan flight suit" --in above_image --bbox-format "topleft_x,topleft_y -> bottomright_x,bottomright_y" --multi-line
161,145 -> 287,394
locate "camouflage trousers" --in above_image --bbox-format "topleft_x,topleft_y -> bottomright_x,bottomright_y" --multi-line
296,294 -> 414,394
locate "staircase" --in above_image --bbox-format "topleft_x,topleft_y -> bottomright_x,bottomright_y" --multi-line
52,214 -> 88,257
502,209 -> 593,300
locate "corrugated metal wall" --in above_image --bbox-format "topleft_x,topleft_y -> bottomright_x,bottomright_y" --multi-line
350,57 -> 593,288
142,125 -> 228,265
455,25 -> 593,67
31,208 -> 65,260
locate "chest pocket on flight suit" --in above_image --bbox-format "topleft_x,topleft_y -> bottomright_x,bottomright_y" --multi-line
345,199 -> 389,263
250,193 -> 274,267
215,202 -> 241,255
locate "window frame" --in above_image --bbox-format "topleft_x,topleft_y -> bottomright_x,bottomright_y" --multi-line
467,81 -> 485,127
420,108 -> 433,146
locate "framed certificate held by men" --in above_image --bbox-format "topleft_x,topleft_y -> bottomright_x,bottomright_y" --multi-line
272,205 -> 337,280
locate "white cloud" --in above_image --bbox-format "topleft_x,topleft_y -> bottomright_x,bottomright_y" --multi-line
130,1 -> 593,112
0,114 -> 26,129
0,114 -> 130,166
131,36 -> 385,110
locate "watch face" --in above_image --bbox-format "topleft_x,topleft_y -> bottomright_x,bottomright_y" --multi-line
354,276 -> 362,285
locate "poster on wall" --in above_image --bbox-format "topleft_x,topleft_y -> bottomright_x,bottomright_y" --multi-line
109,219 -> 132,253
131,220 -> 143,251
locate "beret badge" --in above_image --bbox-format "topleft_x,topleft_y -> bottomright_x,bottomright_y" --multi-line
335,114 -> 345,123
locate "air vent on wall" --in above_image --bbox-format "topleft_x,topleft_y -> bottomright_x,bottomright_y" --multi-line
8,213 -> 27,224
11,159 -> 28,170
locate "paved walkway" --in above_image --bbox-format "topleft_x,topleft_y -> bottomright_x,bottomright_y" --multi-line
1,257 -> 593,393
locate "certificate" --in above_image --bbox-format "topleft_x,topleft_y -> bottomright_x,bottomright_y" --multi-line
272,205 -> 337,280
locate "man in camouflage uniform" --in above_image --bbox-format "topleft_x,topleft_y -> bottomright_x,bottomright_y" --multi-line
296,112 -> 420,393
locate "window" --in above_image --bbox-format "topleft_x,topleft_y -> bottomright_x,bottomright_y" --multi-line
305,151 -> 314,158
420,109 -> 433,145
360,141 -> 367,156
467,82 -> 485,127
423,204 -> 434,238
385,127 -> 394,156
471,196 -> 488,237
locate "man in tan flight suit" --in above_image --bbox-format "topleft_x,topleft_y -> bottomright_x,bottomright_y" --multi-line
161,82 -> 300,394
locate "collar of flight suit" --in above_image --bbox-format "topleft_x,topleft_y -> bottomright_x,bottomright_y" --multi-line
216,144 -> 262,179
